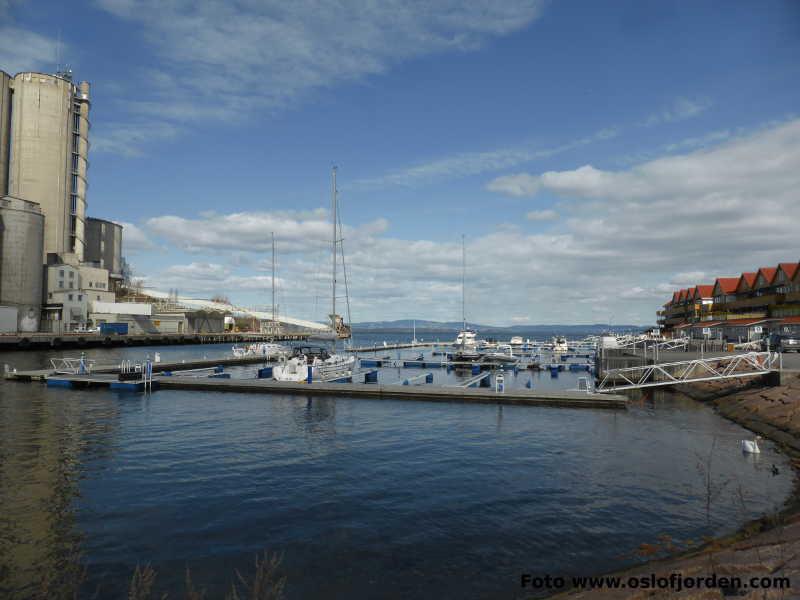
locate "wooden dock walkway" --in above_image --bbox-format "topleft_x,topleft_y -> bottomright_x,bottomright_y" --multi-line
25,372 -> 627,409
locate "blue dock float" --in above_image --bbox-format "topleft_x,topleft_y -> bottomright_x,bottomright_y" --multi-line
568,364 -> 591,371
209,373 -> 231,379
360,359 -> 382,368
403,361 -> 425,368
214,366 -> 225,373
364,369 -> 379,384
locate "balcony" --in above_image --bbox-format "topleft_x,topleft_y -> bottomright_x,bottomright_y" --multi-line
715,294 -> 781,311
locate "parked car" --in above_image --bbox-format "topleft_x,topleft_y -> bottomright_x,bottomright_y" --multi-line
761,334 -> 800,352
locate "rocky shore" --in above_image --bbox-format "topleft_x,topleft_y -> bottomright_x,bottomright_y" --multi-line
551,372 -> 800,599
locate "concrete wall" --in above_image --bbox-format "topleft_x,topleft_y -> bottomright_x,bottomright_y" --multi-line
0,196 -> 44,331
0,305 -> 17,333
90,313 -> 188,334
85,217 -> 123,278
8,73 -> 90,262
0,71 -> 10,197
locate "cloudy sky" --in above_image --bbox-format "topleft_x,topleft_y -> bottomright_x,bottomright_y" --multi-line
2,0 -> 799,326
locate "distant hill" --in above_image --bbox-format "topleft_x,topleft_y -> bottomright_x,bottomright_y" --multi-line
351,320 -> 649,333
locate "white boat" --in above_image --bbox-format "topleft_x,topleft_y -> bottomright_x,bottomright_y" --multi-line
275,167 -> 354,382
454,329 -> 477,346
552,337 -> 569,353
479,344 -> 519,364
509,336 -> 524,345
231,342 -> 289,359
273,347 -> 355,382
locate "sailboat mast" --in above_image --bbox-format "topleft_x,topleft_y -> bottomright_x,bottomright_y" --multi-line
331,166 -> 337,352
271,231 -> 276,332
461,234 -> 466,330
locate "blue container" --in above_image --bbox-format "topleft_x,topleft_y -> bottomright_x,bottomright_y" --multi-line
471,365 -> 480,376
365,371 -> 378,384
100,322 -> 128,335
214,366 -> 224,373
209,373 -> 231,379
258,367 -> 273,378
479,375 -> 491,387
425,373 -> 434,384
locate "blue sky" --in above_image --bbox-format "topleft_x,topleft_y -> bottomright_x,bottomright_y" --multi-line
2,0 -> 799,326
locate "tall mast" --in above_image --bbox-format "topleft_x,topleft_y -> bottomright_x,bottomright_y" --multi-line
331,166 -> 337,352
271,231 -> 276,332
461,234 -> 466,330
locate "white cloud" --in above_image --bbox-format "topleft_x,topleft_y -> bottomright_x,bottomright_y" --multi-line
0,27 -> 61,74
116,221 -> 155,252
353,128 -> 617,190
92,121 -> 183,157
94,0 -> 545,154
145,210 -> 388,254
642,96 -> 713,127
525,209 -> 558,221
137,120 -> 800,324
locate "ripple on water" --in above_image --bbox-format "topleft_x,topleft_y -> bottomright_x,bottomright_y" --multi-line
0,374 -> 796,600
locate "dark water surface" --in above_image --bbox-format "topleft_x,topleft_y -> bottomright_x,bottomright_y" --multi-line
0,342 -> 794,599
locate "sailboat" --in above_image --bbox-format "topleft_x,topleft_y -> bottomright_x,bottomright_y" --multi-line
232,232 -> 290,359
453,235 -> 480,362
273,167 -> 356,382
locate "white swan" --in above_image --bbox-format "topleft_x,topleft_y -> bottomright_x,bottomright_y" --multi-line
741,436 -> 762,454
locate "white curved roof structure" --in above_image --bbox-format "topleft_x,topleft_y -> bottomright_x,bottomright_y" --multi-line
145,289 -> 330,331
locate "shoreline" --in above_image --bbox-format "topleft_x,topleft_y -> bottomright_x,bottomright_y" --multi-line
547,372 -> 800,598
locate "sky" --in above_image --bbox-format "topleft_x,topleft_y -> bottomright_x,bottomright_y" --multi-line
1,0 -> 799,327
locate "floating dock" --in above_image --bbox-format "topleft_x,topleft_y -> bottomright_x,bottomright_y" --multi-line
3,355 -> 275,381
33,373 -> 627,409
0,332 -> 310,351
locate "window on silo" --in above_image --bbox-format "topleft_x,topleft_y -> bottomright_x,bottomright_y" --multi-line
72,153 -> 79,172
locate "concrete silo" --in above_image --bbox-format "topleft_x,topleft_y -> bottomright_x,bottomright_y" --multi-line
0,196 -> 44,331
8,72 -> 91,263
0,71 -> 10,197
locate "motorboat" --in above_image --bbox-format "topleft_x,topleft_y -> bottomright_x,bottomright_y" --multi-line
509,336 -> 524,345
454,328 -> 477,347
479,344 -> 519,364
552,337 -> 569,353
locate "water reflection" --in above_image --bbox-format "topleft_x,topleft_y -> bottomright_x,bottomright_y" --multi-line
0,386 -> 120,599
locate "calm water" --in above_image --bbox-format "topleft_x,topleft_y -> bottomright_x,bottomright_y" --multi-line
0,338 -> 795,599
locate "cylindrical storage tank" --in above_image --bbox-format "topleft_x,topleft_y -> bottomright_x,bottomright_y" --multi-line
0,196 -> 44,331
0,71 -> 10,197
9,73 -> 88,261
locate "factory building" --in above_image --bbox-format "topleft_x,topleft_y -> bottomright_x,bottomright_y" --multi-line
85,217 -> 124,289
0,68 -> 125,333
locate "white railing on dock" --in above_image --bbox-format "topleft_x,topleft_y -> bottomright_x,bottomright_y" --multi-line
596,351 -> 780,393
50,354 -> 95,374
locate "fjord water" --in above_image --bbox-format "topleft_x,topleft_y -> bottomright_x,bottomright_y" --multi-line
0,339 -> 794,599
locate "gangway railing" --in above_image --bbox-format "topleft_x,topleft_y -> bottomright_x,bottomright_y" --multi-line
596,351 -> 779,393
50,355 -> 95,374
448,371 -> 492,388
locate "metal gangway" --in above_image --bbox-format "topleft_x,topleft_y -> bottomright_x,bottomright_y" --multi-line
596,351 -> 780,393
50,354 -> 96,374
